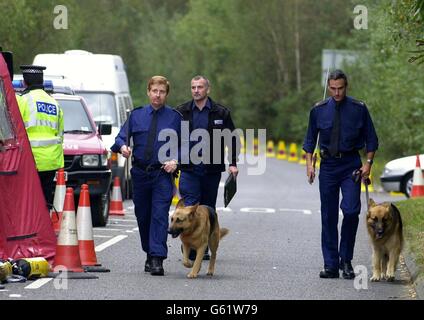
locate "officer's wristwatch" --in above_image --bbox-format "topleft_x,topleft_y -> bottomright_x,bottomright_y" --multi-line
366,159 -> 374,165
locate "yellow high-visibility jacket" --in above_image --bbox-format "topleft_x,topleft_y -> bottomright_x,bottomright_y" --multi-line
17,89 -> 64,171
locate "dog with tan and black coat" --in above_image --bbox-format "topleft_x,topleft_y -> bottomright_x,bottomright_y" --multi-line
168,199 -> 229,278
366,199 -> 404,282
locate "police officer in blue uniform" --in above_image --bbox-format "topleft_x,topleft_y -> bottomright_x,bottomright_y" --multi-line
111,76 -> 181,276
176,75 -> 239,260
303,70 -> 378,279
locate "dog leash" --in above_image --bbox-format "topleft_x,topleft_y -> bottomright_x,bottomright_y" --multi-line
352,169 -> 371,211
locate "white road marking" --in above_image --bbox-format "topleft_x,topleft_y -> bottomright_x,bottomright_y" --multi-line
25,278 -> 53,289
9,294 -> 22,298
95,235 -> 128,252
279,208 -> 312,215
240,208 -> 276,213
133,227 -> 139,231
109,219 -> 137,222
126,230 -> 134,233
93,235 -> 113,238
216,207 -> 233,212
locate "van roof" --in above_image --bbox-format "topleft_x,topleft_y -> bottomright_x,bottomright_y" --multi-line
33,50 -> 130,93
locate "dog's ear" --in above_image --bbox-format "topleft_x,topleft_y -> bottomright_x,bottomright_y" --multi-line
188,203 -> 199,218
369,198 -> 376,208
176,199 -> 185,209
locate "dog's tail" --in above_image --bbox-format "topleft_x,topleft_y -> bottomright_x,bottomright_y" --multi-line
219,228 -> 229,239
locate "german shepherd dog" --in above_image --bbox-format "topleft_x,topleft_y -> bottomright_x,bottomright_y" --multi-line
168,199 -> 229,278
367,199 -> 403,282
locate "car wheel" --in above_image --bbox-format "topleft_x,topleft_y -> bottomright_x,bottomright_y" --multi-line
91,192 -> 110,227
401,172 -> 413,198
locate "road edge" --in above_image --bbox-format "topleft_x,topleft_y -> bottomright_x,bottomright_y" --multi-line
403,250 -> 424,300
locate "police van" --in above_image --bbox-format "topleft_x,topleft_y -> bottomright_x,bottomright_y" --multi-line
13,78 -> 112,226
33,50 -> 133,197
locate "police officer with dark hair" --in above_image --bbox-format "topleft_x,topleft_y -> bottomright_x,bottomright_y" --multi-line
303,69 -> 378,279
17,65 -> 64,209
176,75 -> 239,261
111,76 -> 181,276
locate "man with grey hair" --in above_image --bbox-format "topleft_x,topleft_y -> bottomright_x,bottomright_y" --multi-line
176,75 -> 239,260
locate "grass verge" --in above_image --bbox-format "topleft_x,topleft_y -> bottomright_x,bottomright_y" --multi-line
396,198 -> 424,278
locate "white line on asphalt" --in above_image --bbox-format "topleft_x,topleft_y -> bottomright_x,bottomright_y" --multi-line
216,207 -> 233,212
109,219 -> 137,222
25,278 -> 53,289
240,208 -> 276,213
133,227 -> 139,231
9,294 -> 22,298
106,224 -> 137,228
126,230 -> 134,233
94,228 -> 128,232
95,235 -> 128,252
93,235 -> 113,238
279,208 -> 312,215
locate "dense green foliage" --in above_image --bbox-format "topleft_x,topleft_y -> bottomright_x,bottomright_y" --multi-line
0,0 -> 423,160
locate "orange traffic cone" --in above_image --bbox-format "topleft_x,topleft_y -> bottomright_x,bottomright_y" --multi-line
77,185 -> 98,266
411,155 -> 424,198
53,187 -> 84,273
109,176 -> 125,216
51,168 -> 66,234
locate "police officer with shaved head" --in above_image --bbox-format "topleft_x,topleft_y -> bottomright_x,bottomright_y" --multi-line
16,65 -> 64,210
303,69 -> 378,280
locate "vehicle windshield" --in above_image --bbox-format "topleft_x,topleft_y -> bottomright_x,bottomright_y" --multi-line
58,99 -> 95,133
77,92 -> 117,127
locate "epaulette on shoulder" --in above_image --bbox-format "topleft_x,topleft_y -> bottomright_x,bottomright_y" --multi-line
351,98 -> 366,107
132,105 -> 144,111
172,108 -> 183,117
314,97 -> 330,108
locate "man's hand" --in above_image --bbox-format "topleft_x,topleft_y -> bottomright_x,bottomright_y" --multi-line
120,145 -> 132,159
163,160 -> 178,173
307,164 -> 315,185
229,165 -> 239,177
360,163 -> 372,182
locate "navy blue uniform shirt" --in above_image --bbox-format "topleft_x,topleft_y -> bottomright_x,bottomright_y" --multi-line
191,98 -> 211,174
111,104 -> 182,165
303,96 -> 378,154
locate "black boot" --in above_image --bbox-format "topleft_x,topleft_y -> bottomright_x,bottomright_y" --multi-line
144,254 -> 152,273
319,268 -> 339,279
340,261 -> 355,279
150,257 -> 164,276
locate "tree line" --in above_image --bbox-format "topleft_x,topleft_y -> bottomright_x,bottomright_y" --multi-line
0,0 -> 422,160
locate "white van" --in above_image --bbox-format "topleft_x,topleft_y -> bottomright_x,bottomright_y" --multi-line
33,50 -> 133,197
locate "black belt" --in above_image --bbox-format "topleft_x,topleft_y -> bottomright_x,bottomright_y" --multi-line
320,149 -> 358,159
132,161 -> 163,172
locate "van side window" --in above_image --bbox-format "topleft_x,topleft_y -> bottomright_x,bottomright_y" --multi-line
118,96 -> 126,125
0,79 -> 16,147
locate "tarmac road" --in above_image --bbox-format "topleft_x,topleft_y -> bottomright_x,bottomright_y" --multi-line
0,157 -> 416,301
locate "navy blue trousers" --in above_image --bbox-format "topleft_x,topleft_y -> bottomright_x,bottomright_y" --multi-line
319,154 -> 362,270
179,171 -> 222,209
131,167 -> 173,259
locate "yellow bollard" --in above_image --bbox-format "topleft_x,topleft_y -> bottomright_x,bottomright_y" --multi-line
240,137 -> 246,154
288,143 -> 299,162
266,140 -> 276,158
276,141 -> 287,160
253,138 -> 259,156
298,149 -> 307,165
